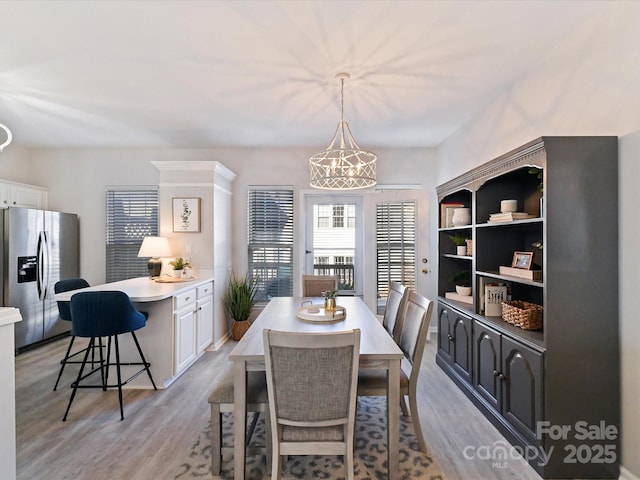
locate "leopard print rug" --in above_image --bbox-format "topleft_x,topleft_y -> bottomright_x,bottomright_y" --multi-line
175,396 -> 445,479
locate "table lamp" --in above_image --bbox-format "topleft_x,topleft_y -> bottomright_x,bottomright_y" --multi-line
137,236 -> 172,278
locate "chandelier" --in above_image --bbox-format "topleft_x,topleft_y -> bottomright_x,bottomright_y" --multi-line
309,73 -> 376,190
0,123 -> 12,152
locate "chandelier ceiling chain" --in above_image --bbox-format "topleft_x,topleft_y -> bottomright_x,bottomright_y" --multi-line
309,73 -> 377,190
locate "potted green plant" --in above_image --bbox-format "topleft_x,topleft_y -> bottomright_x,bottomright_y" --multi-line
168,257 -> 191,277
223,272 -> 259,340
449,232 -> 470,256
323,289 -> 338,311
452,270 -> 472,296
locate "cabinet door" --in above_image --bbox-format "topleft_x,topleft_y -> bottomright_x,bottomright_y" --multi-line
174,305 -> 197,374
10,184 -> 46,208
451,313 -> 473,383
501,336 -> 543,443
473,322 -> 501,411
196,294 -> 214,353
437,303 -> 453,363
0,183 -> 9,207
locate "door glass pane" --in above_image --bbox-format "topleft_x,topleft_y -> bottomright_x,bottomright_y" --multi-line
311,202 -> 357,293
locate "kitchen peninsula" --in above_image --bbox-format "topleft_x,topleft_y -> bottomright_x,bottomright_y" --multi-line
54,273 -> 215,388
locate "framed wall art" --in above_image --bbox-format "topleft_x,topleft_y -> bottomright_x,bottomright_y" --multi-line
173,197 -> 201,233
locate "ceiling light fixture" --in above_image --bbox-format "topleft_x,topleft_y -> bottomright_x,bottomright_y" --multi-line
309,73 -> 376,190
0,123 -> 13,152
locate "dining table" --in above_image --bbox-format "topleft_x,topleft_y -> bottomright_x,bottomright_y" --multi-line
228,296 -> 403,480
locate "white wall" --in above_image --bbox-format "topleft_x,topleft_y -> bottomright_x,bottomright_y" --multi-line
619,132 -> 640,478
436,5 -> 640,475
0,146 -> 438,309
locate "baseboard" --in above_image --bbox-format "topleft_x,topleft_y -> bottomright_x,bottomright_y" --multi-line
620,466 -> 640,480
207,332 -> 230,352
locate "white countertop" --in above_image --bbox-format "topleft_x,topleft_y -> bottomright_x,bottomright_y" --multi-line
54,275 -> 214,302
0,307 -> 22,327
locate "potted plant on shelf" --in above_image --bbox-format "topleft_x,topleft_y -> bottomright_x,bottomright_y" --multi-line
323,289 -> 338,311
223,272 -> 259,341
452,270 -> 472,296
449,232 -> 470,256
168,257 -> 191,277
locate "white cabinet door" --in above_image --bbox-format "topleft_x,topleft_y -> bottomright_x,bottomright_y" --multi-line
197,294 -> 214,353
0,183 -> 9,207
174,304 -> 197,374
10,184 -> 46,209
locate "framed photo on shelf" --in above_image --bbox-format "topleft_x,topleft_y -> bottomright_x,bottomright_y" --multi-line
511,251 -> 533,270
172,197 -> 201,233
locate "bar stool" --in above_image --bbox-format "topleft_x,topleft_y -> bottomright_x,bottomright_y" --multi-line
63,290 -> 157,421
53,278 -> 99,391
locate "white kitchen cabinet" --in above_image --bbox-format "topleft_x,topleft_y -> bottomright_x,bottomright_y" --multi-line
173,288 -> 197,374
196,282 -> 214,353
0,179 -> 48,209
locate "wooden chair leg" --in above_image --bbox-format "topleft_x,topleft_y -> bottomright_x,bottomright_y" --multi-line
211,404 -> 222,475
408,389 -> 427,453
400,395 -> 410,419
264,409 -> 272,473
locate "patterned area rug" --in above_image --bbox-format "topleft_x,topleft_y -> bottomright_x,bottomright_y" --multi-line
175,396 -> 445,479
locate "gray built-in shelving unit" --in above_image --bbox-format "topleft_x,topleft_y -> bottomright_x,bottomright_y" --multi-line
436,137 -> 619,479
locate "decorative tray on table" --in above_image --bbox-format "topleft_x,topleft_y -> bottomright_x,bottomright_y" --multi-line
296,303 -> 346,322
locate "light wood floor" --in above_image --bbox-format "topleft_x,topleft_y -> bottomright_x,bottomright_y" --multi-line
15,333 -> 541,480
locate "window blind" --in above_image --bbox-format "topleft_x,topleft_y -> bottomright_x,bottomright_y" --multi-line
376,201 -> 416,313
247,188 -> 294,300
106,186 -> 159,282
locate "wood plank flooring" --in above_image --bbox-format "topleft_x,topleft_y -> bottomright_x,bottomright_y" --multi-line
15,334 -> 541,480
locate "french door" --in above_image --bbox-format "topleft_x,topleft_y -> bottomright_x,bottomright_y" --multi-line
304,195 -> 363,296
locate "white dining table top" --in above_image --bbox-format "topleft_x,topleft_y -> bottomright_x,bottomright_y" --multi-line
229,296 -> 403,362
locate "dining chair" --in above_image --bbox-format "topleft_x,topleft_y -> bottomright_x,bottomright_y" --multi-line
53,278 -> 99,391
63,291 -> 157,421
357,291 -> 434,453
263,328 -> 361,480
382,281 -> 410,343
208,364 -> 271,475
301,274 -> 338,297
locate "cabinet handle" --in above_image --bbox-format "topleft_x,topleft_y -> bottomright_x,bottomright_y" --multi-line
493,370 -> 500,377
499,373 -> 506,380
185,296 -> 191,301
447,334 -> 454,341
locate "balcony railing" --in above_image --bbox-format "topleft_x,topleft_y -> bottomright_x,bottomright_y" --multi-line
313,264 -> 354,291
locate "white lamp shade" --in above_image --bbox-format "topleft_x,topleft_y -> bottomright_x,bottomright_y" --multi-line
137,236 -> 172,258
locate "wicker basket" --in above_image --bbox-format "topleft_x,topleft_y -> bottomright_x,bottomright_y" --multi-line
501,301 -> 543,330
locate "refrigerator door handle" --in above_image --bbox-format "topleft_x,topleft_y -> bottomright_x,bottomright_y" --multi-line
37,231 -> 49,300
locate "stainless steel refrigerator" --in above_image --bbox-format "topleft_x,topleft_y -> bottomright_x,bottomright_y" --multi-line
1,207 -> 79,350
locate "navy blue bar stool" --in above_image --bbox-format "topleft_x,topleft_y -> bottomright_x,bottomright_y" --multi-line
53,278 -> 105,391
63,290 -> 157,421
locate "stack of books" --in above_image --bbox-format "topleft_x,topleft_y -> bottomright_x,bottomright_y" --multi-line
488,212 -> 534,223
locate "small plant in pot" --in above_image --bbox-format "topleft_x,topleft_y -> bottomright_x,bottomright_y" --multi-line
168,257 -> 191,277
452,270 -> 472,296
449,232 -> 470,256
323,289 -> 338,311
223,272 -> 259,341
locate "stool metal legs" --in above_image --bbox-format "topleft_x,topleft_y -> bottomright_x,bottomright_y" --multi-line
62,331 -> 157,421
53,335 -> 104,391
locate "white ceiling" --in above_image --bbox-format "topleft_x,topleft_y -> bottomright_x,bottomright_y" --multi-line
0,1 -> 627,149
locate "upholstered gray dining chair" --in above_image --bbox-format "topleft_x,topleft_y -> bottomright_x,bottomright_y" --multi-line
263,328 -> 361,480
357,291 -> 434,453
382,281 -> 410,343
301,274 -> 338,297
208,363 -> 270,475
